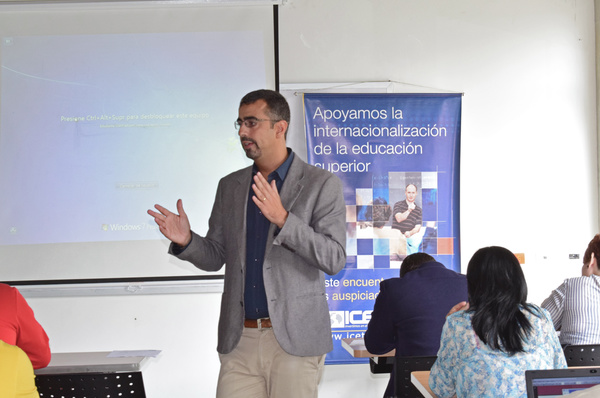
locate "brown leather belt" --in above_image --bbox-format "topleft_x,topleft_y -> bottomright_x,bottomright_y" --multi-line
244,318 -> 272,329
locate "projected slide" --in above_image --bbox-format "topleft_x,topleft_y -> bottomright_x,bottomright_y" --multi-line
0,32 -> 262,245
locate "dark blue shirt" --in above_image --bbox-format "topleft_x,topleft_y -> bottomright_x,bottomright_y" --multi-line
244,150 -> 294,319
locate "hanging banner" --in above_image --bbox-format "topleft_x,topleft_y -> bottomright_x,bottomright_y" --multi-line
303,93 -> 462,364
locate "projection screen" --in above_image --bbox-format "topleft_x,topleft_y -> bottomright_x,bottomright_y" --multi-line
0,1 -> 277,283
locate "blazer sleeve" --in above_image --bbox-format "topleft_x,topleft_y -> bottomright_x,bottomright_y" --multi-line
273,172 -> 346,276
169,177 -> 229,271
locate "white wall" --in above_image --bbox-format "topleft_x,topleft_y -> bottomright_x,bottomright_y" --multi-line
24,0 -> 599,397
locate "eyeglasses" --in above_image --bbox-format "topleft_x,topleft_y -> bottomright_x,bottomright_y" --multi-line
234,117 -> 281,131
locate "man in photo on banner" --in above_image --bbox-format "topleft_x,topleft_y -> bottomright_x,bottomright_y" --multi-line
148,89 -> 346,398
391,183 -> 423,254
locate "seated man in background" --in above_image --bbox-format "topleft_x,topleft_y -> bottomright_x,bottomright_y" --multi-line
542,233 -> 600,346
0,283 -> 51,369
364,253 -> 467,398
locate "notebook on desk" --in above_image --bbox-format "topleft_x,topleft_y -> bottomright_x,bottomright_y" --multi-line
526,368 -> 600,397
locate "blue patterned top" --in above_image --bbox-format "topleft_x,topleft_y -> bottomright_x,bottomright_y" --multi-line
429,305 -> 567,398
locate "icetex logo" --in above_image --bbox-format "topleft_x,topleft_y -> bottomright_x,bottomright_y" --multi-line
330,310 -> 372,328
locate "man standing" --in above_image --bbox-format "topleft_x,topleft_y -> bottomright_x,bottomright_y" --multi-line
391,183 -> 423,254
148,89 -> 346,398
364,253 -> 467,398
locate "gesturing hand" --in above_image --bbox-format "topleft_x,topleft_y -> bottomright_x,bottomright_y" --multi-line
251,172 -> 288,228
147,199 -> 192,247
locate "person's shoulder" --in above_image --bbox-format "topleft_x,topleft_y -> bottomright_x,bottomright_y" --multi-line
422,261 -> 466,278
562,275 -> 598,288
0,339 -> 20,358
220,165 -> 253,182
0,340 -> 34,373
450,269 -> 467,280
446,308 -> 471,326
0,283 -> 16,296
293,156 -> 338,180
377,278 -> 404,298
0,339 -> 21,352
523,303 -> 550,321
290,157 -> 344,192
380,277 -> 401,288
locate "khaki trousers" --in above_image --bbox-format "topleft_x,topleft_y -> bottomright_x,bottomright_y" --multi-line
216,327 -> 325,398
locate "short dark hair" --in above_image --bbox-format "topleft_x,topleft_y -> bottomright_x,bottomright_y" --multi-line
406,183 -> 418,191
240,89 -> 290,137
400,252 -> 435,277
467,246 -> 538,354
584,234 -> 600,265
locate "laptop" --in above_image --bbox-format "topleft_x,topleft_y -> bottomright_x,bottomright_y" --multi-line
526,368 -> 600,397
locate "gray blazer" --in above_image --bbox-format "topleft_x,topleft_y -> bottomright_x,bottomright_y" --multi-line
171,154 -> 347,356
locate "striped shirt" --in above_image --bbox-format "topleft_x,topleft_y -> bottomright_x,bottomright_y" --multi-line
541,274 -> 600,345
391,200 -> 422,233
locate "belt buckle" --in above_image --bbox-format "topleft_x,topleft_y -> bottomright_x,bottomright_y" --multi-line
257,317 -> 270,330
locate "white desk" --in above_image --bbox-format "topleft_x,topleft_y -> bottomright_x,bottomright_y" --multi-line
411,370 -> 436,398
35,351 -> 153,375
341,337 -> 395,358
341,337 -> 395,374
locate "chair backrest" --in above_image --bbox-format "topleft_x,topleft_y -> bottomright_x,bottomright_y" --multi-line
394,355 -> 437,398
36,371 -> 146,398
563,344 -> 600,367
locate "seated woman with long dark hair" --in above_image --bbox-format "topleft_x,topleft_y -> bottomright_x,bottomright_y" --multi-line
429,246 -> 566,397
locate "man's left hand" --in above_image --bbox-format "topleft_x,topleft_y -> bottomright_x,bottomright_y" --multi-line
252,172 -> 289,228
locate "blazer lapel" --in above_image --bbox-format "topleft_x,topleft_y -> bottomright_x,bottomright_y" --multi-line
278,156 -> 306,210
265,156 -> 306,255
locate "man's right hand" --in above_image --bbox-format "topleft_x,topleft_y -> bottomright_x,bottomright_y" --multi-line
147,199 -> 192,247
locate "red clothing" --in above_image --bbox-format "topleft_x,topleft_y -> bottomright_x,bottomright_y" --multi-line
0,284 -> 50,369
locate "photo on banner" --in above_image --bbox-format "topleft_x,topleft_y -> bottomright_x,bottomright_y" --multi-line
303,93 -> 462,364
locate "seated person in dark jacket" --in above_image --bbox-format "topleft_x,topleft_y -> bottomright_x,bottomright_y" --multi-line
364,253 -> 468,398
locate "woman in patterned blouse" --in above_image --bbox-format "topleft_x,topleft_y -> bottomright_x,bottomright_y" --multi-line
429,246 -> 566,398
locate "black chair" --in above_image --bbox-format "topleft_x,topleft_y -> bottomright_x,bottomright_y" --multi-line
563,344 -> 600,367
394,355 -> 437,398
369,356 -> 395,374
36,371 -> 146,398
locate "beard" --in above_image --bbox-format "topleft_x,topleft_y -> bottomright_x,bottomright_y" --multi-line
241,138 -> 261,160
